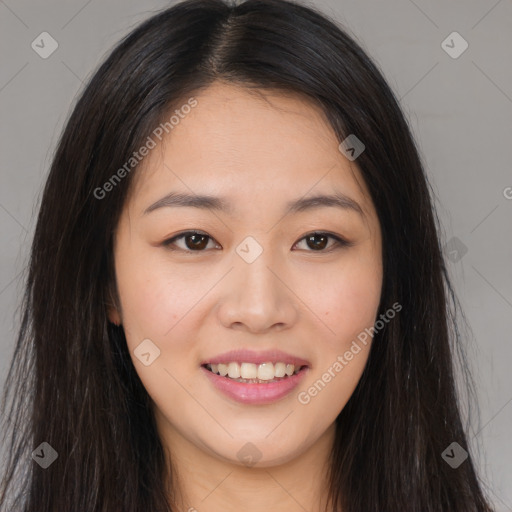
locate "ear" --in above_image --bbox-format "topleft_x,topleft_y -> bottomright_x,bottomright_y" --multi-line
107,304 -> 122,326
106,281 -> 122,325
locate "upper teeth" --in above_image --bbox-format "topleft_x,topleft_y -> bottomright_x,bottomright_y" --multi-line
206,362 -> 300,380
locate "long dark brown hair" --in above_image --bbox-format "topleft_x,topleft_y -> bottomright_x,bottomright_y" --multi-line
0,0 -> 494,510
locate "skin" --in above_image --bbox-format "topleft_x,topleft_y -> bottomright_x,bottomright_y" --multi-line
109,82 -> 383,512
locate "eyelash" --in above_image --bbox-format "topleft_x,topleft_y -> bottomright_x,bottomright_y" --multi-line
161,230 -> 352,254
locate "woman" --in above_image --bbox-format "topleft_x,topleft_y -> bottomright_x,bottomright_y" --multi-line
0,0 -> 494,510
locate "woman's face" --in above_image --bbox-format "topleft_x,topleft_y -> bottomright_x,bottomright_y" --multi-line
109,82 -> 382,468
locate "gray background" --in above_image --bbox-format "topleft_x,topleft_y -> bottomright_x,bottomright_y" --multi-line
0,0 -> 511,509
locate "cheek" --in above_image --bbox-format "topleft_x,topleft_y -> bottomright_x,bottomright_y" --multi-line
114,259 -> 200,403
115,250 -> 206,343
336,269 -> 382,339
305,251 -> 382,412
297,268 -> 380,418
299,255 -> 382,347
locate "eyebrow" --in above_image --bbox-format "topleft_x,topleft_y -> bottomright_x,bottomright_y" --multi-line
142,191 -> 365,218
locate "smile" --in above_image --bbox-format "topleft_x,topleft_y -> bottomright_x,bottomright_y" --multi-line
201,362 -> 309,404
204,361 -> 305,383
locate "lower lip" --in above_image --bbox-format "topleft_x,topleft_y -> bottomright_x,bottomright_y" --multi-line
200,366 -> 309,405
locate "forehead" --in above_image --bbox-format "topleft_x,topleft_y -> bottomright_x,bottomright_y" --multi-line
128,82 -> 375,221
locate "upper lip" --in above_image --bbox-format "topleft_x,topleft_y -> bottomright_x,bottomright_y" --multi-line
201,349 -> 310,367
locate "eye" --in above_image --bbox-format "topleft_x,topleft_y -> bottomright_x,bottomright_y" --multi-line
162,230 -> 351,253
162,230 -> 220,252
293,232 -> 352,252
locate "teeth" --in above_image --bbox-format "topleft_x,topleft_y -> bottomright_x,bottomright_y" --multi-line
228,362 -> 241,379
217,363 -> 229,376
240,363 -> 258,379
257,362 -> 274,380
274,362 -> 286,378
205,361 -> 304,380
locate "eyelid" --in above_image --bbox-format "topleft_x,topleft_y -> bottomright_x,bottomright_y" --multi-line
162,230 -> 352,253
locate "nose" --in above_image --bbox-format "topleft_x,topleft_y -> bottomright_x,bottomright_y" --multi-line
217,249 -> 299,334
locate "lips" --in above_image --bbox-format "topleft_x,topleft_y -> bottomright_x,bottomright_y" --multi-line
200,348 -> 310,368
200,349 -> 310,405
201,365 -> 308,404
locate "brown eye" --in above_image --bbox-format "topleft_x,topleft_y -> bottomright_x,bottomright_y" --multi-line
305,233 -> 328,250
162,231 -> 218,252
184,233 -> 209,250
162,230 -> 350,254
294,232 -> 351,252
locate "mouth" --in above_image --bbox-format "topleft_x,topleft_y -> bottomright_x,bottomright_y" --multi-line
201,361 -> 308,384
200,352 -> 310,404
